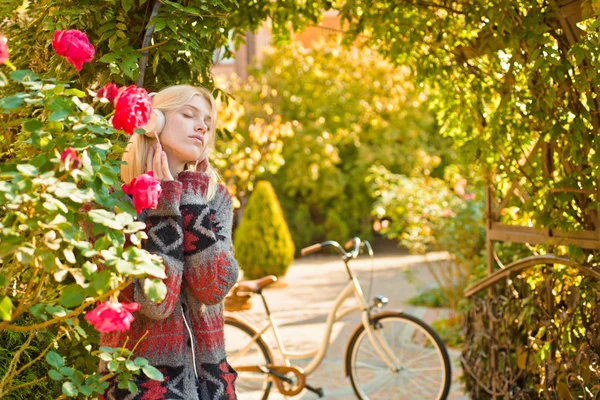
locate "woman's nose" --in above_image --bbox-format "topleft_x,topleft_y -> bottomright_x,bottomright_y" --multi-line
195,120 -> 207,133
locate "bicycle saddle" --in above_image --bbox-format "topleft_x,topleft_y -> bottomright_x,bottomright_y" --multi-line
236,275 -> 277,293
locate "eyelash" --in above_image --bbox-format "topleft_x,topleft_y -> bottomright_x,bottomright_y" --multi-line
183,113 -> 210,126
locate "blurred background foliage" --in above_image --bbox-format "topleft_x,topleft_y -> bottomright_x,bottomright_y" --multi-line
216,39 -> 453,251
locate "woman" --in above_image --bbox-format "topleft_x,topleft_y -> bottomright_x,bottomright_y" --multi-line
101,85 -> 239,399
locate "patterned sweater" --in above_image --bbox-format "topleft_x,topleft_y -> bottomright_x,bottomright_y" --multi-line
100,171 -> 239,400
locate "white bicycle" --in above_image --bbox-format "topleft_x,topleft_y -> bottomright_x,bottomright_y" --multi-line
224,237 -> 452,399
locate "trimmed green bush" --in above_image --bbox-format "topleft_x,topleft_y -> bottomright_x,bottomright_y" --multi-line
234,181 -> 295,280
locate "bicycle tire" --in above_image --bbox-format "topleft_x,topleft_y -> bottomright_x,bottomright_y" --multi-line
224,316 -> 274,400
345,311 -> 452,400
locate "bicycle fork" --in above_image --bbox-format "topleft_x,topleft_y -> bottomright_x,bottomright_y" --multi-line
351,276 -> 402,372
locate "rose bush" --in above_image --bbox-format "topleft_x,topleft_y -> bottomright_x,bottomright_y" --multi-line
0,32 -> 167,398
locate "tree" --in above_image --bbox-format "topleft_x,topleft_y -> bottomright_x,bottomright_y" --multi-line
218,39 -> 447,249
233,180 -> 295,279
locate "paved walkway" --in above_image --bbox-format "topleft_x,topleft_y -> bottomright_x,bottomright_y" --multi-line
227,248 -> 469,399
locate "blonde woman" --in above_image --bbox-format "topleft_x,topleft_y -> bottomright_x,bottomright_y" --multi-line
101,85 -> 239,399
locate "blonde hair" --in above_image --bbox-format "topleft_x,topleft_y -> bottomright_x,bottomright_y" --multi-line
121,84 -> 220,200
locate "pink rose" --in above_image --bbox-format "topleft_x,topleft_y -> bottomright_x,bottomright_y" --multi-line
112,86 -> 152,135
122,171 -> 162,213
0,36 -> 8,65
84,301 -> 140,333
60,147 -> 81,169
97,83 -> 119,102
52,30 -> 95,71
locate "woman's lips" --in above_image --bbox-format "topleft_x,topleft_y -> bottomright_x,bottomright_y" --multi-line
189,136 -> 204,145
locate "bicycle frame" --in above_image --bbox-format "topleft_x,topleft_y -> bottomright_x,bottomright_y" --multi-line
232,239 -> 401,377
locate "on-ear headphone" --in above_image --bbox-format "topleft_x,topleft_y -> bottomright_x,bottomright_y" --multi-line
143,108 -> 166,138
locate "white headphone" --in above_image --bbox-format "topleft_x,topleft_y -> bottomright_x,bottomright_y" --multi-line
143,92 -> 166,138
143,108 -> 166,137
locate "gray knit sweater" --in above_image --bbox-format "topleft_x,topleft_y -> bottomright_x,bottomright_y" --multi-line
100,171 -> 239,400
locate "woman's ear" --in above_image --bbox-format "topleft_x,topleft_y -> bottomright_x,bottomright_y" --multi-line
142,109 -> 166,138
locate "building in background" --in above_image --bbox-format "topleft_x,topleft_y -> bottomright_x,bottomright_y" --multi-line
211,10 -> 341,79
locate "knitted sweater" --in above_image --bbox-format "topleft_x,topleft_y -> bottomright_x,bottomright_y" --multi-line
100,171 -> 239,400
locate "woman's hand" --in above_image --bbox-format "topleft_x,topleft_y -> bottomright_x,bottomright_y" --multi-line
147,142 -> 174,181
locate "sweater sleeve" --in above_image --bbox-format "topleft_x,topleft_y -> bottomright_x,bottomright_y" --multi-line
129,180 -> 185,320
178,172 -> 239,305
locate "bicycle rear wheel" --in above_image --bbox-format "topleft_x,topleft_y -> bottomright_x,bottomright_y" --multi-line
346,311 -> 451,400
224,316 -> 273,400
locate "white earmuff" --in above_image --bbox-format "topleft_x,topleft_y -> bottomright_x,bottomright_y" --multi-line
143,108 -> 166,138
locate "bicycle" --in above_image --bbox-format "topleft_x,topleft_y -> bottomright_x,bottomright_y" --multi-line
224,237 -> 452,399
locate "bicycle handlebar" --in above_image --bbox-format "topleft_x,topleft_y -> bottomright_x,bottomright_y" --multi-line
300,243 -> 322,256
301,237 -> 366,259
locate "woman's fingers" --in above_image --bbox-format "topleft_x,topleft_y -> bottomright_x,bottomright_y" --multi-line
153,143 -> 162,178
146,145 -> 155,174
162,151 -> 174,181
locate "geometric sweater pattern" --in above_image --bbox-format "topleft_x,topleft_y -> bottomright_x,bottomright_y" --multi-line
99,171 -> 239,400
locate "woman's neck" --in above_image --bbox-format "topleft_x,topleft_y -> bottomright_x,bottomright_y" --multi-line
166,156 -> 186,178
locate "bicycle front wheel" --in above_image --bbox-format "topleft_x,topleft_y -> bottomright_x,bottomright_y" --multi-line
224,316 -> 273,400
346,311 -> 451,400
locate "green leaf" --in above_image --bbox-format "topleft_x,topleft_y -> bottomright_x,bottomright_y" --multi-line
122,0 -> 134,11
99,346 -> 116,353
48,110 -> 70,122
134,357 -> 149,367
125,360 -> 139,371
154,19 -> 166,32
107,360 -> 119,372
0,95 -> 24,110
46,351 -> 64,369
59,367 -> 75,377
142,365 -> 164,381
128,381 -> 138,394
65,88 -> 86,97
89,209 -> 124,230
16,164 -> 38,176
30,303 -> 46,317
59,284 -> 86,308
79,385 -> 94,396
143,279 -> 167,303
0,296 -> 13,321
10,69 -> 39,82
116,199 -> 137,216
23,119 -> 44,132
54,182 -> 78,198
92,269 -> 111,293
46,305 -> 68,317
48,369 -> 63,381
82,261 -> 98,279
62,381 -> 78,397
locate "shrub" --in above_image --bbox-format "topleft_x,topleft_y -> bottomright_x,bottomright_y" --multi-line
234,181 -> 295,280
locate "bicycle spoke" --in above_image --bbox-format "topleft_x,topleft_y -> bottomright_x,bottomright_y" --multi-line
407,366 -> 444,373
357,347 -> 388,368
354,360 -> 389,371
403,372 -> 438,395
402,348 -> 439,368
349,315 -> 450,400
